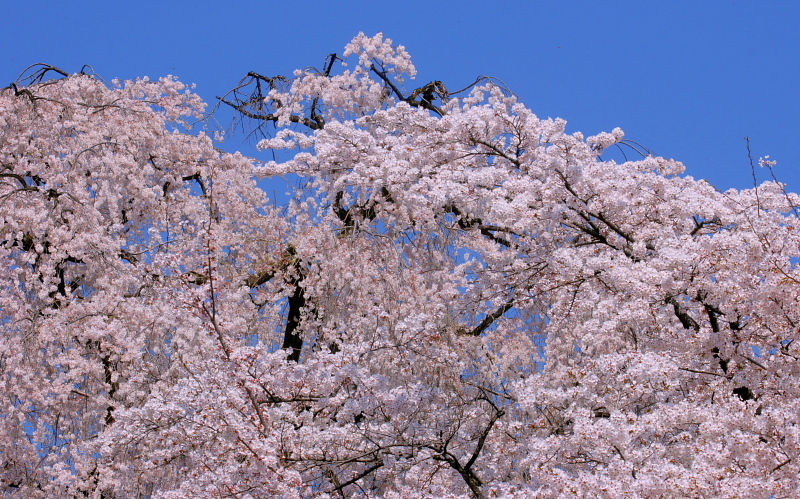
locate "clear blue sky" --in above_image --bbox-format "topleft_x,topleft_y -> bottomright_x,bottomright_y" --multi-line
3,1 -> 799,194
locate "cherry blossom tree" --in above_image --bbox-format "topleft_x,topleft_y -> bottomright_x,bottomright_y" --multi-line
2,34 -> 800,498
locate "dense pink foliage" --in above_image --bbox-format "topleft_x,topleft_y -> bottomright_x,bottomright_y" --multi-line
2,35 -> 799,498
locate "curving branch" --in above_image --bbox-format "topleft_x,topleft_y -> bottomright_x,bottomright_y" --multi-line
665,294 -> 700,332
428,399 -> 505,499
369,63 -> 446,117
460,300 -> 515,337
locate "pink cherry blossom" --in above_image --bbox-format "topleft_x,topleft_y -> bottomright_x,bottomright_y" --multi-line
2,36 -> 799,498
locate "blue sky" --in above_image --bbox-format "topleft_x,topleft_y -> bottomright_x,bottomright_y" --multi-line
3,1 -> 799,194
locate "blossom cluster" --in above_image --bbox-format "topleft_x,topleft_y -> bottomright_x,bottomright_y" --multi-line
1,35 -> 799,498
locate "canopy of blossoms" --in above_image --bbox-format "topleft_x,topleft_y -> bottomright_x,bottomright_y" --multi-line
1,34 -> 798,498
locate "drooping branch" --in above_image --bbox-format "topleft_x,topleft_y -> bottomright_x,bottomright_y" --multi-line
369,63 -> 446,117
282,275 -> 306,363
428,400 -> 505,499
246,268 -> 276,288
307,53 -> 339,129
100,351 -> 118,426
332,187 -> 393,235
331,460 -> 385,494
465,400 -> 505,472
217,95 -> 324,130
444,204 -> 515,247
665,295 -> 700,332
218,61 -> 334,132
460,300 -> 515,337
13,63 -> 69,86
